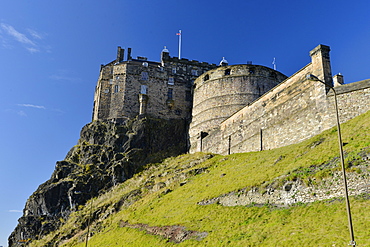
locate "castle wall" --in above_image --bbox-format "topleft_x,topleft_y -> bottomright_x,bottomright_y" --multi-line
189,45 -> 340,154
93,63 -> 115,120
330,79 -> 370,123
193,46 -> 370,155
92,48 -> 216,122
189,65 -> 287,148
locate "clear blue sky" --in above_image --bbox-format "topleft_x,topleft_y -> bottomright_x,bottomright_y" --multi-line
0,0 -> 369,246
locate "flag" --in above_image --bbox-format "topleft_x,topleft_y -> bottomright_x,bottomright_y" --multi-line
176,32 -> 181,35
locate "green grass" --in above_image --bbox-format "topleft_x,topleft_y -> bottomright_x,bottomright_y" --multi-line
30,110 -> 370,246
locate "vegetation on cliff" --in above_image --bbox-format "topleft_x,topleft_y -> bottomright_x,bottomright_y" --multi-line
9,117 -> 188,246
25,110 -> 370,246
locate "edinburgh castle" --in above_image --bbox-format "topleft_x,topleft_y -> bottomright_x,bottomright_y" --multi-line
93,44 -> 370,155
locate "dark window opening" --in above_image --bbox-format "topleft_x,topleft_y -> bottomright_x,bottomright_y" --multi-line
167,88 -> 173,100
204,74 -> 209,81
114,85 -> 119,93
225,69 -> 231,75
249,68 -> 255,74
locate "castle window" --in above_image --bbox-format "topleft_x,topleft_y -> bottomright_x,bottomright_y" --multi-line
225,69 -> 231,75
167,88 -> 173,100
116,76 -> 120,80
104,89 -> 109,93
140,85 -> 148,95
168,77 -> 175,85
185,90 -> 192,101
114,85 -> 119,93
204,74 -> 209,81
109,79 -> 113,84
249,68 -> 255,74
191,69 -> 198,76
172,67 -> 177,74
141,72 -> 149,80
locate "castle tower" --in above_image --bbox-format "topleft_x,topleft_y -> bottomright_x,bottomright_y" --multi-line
92,46 -> 217,122
189,64 -> 287,152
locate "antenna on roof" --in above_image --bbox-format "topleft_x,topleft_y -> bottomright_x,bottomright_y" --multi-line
176,30 -> 182,59
272,57 -> 276,70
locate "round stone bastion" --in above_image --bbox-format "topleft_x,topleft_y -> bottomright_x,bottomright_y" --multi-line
189,64 -> 287,143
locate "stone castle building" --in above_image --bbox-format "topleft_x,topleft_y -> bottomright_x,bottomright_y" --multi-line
93,47 -> 216,122
93,44 -> 370,155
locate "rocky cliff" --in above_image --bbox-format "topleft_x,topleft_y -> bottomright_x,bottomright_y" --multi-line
9,117 -> 188,246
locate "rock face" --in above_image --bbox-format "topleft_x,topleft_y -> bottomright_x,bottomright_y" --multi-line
9,117 -> 188,246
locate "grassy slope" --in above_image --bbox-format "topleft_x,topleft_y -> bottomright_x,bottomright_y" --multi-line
32,110 -> 370,247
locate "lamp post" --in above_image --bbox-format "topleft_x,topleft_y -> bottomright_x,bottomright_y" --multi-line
306,74 -> 356,246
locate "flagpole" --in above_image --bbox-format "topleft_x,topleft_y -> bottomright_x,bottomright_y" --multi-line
178,30 -> 182,59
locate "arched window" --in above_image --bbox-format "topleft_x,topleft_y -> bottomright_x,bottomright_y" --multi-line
204,74 -> 209,81
225,69 -> 231,75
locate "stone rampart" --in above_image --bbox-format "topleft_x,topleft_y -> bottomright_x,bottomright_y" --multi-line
189,65 -> 287,148
188,44 -> 367,154
199,71 -> 370,155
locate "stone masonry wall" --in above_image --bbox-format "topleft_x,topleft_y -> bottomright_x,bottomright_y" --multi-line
199,74 -> 370,155
189,45 -> 357,154
93,48 -> 217,122
189,65 -> 287,151
198,63 -> 327,154
332,79 -> 370,123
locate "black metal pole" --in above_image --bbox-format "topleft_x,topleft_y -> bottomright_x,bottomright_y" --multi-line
228,135 -> 231,155
306,74 -> 355,246
332,88 -> 356,246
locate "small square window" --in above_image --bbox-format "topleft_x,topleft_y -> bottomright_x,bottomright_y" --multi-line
140,85 -> 148,94
109,79 -> 113,84
141,72 -> 149,80
172,67 -> 177,74
168,77 -> 174,85
104,89 -> 109,93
